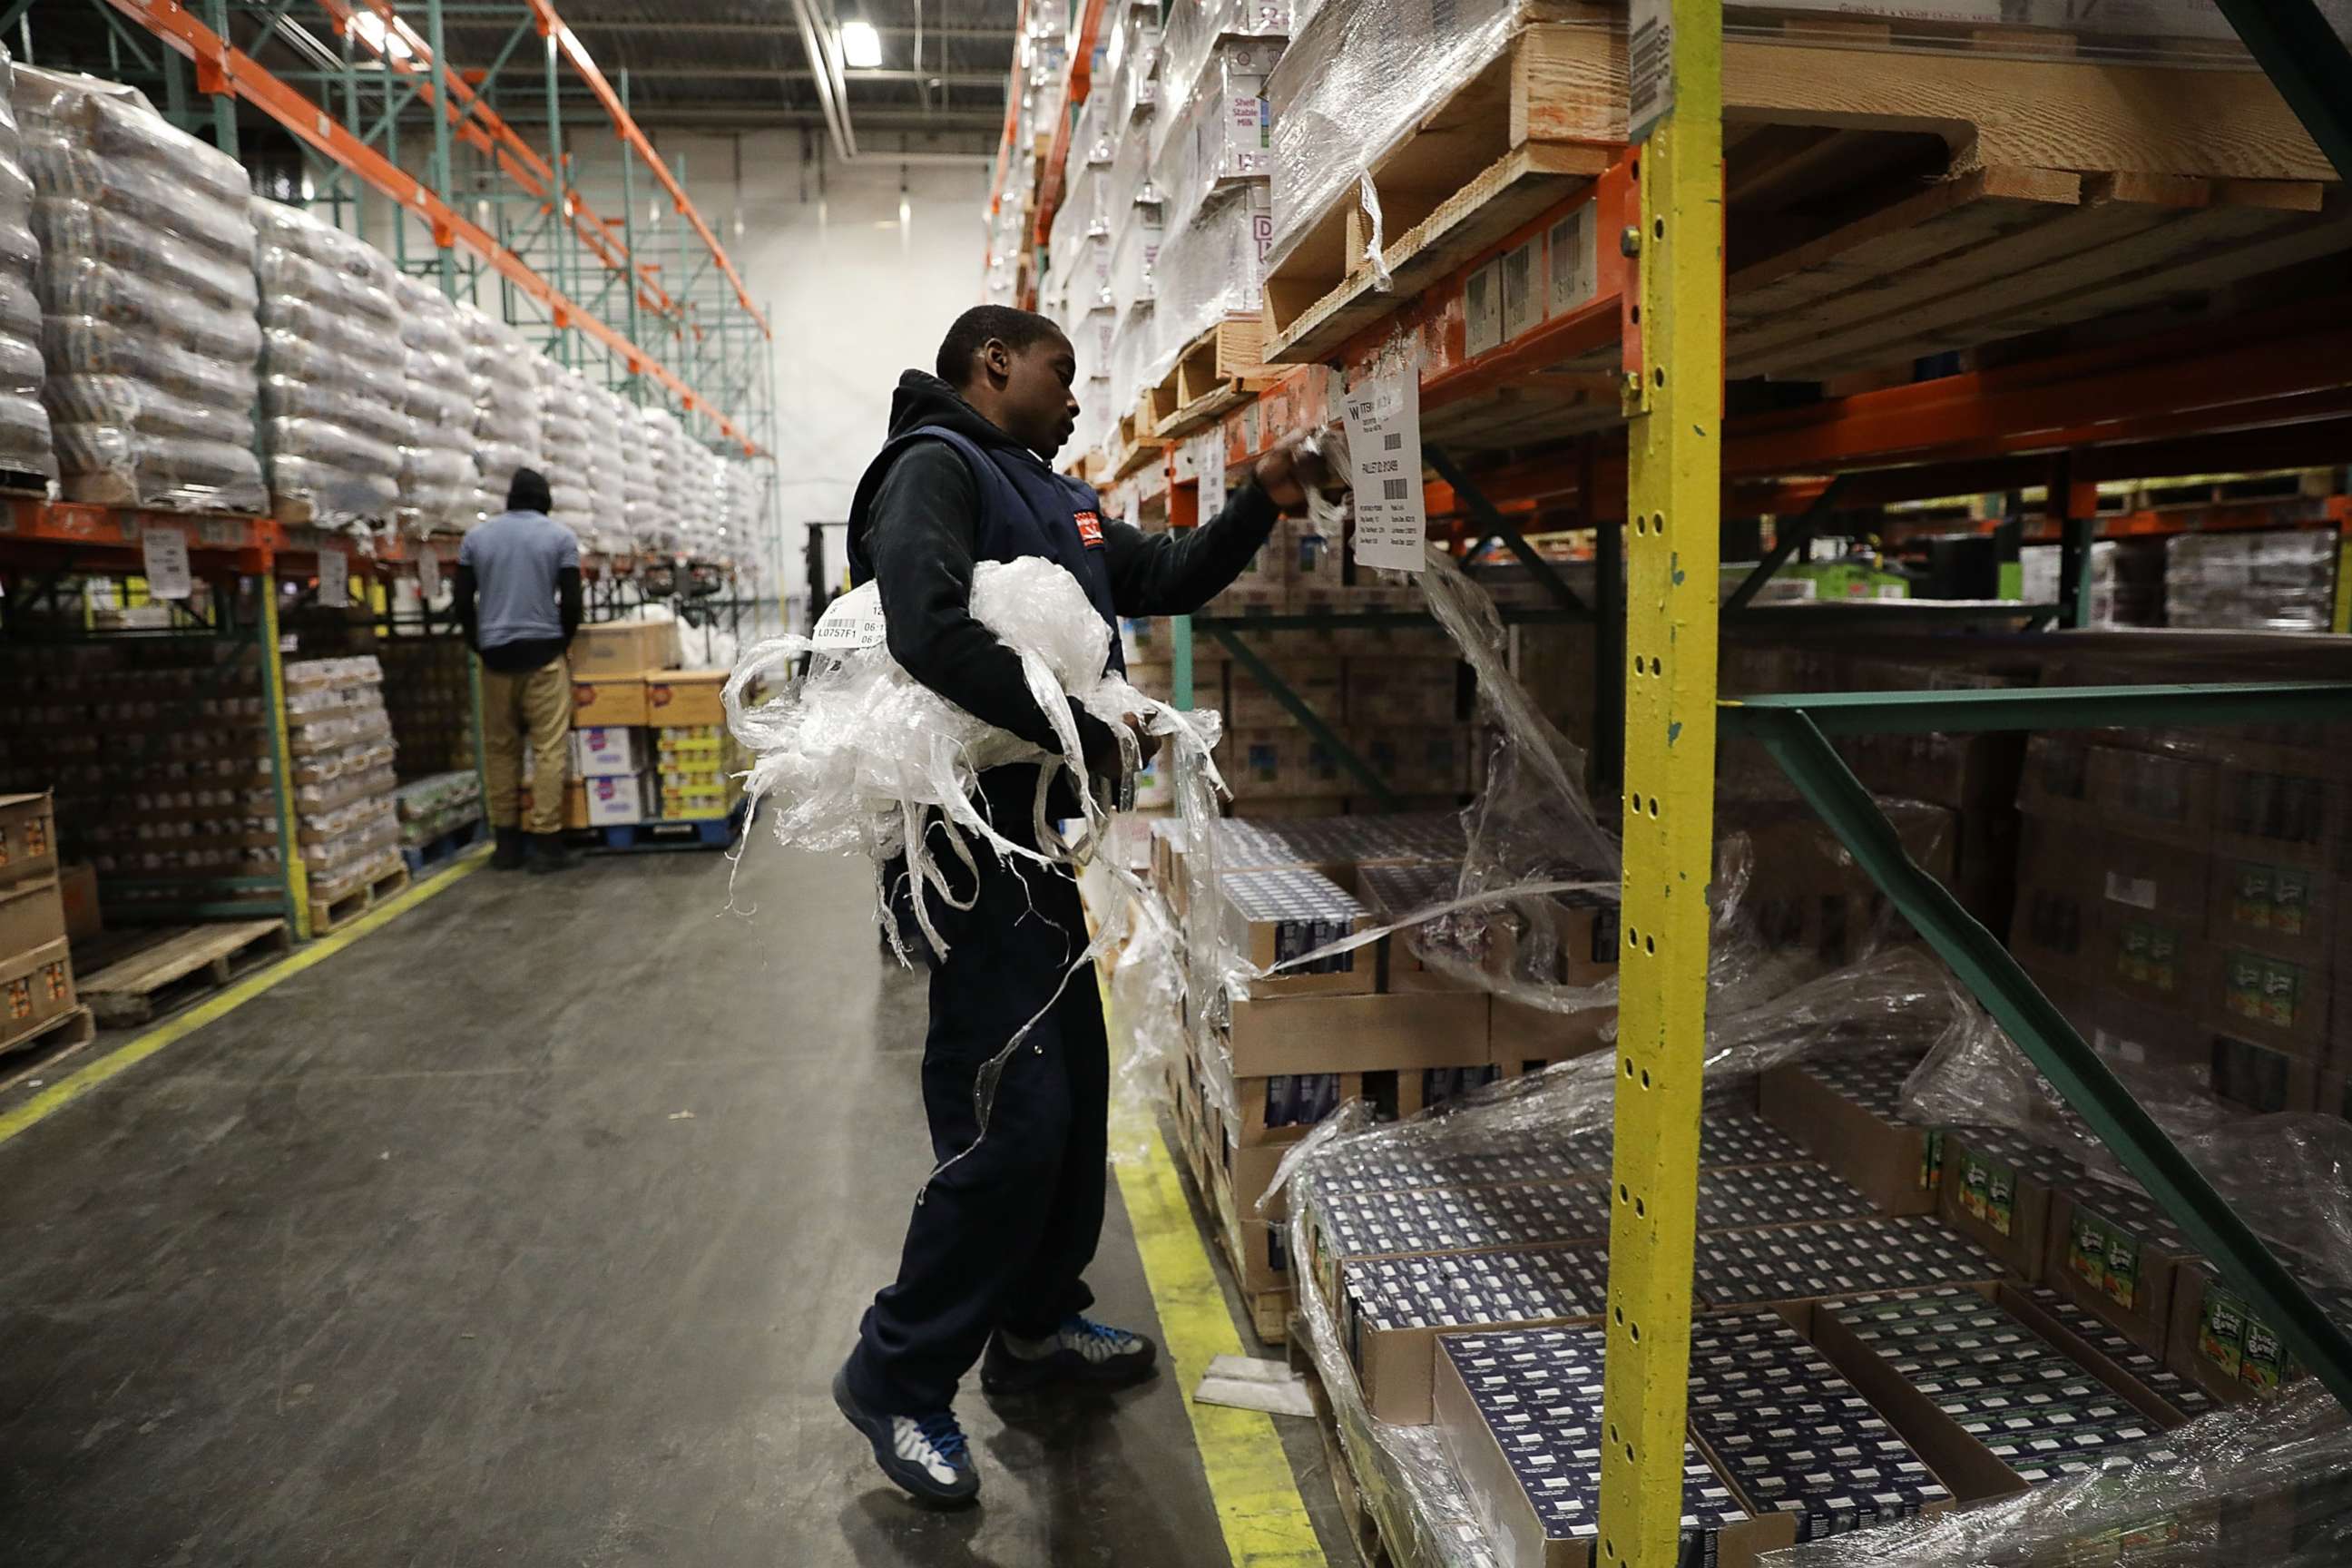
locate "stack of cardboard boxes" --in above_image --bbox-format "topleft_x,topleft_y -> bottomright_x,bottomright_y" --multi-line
0,791 -> 87,1054
555,621 -> 741,829
378,635 -> 475,778
283,657 -> 405,914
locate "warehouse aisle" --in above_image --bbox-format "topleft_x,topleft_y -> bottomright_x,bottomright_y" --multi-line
0,847 -> 1245,1566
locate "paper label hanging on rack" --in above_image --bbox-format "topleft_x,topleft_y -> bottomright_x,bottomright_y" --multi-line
1629,0 -> 1673,143
417,547 -> 442,600
318,546 -> 348,608
142,525 -> 192,601
810,581 -> 887,652
1342,372 -> 1427,574
1195,433 -> 1227,518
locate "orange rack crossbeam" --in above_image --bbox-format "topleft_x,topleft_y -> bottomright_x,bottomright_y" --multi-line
105,0 -> 758,454
315,0 -> 684,337
524,0 -> 770,338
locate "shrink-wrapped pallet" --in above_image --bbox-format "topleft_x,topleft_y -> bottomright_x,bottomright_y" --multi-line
0,44 -> 53,483
460,303 -> 539,519
252,199 -> 408,523
390,274 -> 476,532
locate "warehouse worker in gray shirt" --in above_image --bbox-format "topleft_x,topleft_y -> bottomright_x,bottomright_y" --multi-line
455,468 -> 584,873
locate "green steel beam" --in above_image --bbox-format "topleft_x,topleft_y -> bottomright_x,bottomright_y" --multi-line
1741,701 -> 2352,1413
2216,0 -> 2352,183
93,3 -> 163,74
1722,680 -> 2352,737
1210,628 -> 1402,809
0,0 -> 33,38
1427,445 -> 1588,613
1722,475 -> 1848,612
201,0 -> 238,154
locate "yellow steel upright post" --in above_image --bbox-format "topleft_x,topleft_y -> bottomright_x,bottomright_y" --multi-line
260,576 -> 314,941
1599,2 -> 1721,1566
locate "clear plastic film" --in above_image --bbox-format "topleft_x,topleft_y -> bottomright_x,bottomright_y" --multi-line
582,372 -> 630,554
1759,1379 -> 2352,1567
0,43 -> 54,482
458,304 -> 541,520
1104,0 -> 1163,128
531,355 -> 596,544
635,404 -> 685,557
18,65 -> 263,512
1152,182 -> 1274,363
1156,0 -> 1291,165
389,274 -> 476,534
618,390 -> 661,549
1155,37 -> 1282,239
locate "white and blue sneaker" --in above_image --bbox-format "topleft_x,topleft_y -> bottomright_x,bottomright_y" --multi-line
980,1315 -> 1161,1395
833,1364 -> 980,1507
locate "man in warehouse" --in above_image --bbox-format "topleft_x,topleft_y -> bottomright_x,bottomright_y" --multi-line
830,305 -> 1328,1507
455,466 -> 584,874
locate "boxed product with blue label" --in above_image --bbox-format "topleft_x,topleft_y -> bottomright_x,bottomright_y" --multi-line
1307,1180 -> 1609,1304
583,771 -> 651,828
1758,1050 -> 1945,1216
570,725 -> 642,778
1215,865 -> 1373,995
1693,1218 -> 2000,1311
1340,1244 -> 1609,1425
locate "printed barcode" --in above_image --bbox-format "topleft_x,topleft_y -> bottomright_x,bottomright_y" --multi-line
1382,432 -> 1402,451
1382,478 -> 1407,501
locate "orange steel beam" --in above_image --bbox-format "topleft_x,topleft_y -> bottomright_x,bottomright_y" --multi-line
1033,0 -> 1107,252
314,0 -> 682,335
986,0 -> 1028,222
107,0 -> 758,452
521,0 -> 771,337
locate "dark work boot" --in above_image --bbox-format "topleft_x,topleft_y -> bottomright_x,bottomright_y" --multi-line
527,833 -> 580,874
491,827 -> 526,871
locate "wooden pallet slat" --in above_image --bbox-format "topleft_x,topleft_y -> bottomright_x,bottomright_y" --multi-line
309,863 -> 409,936
0,1004 -> 94,1062
78,918 -> 292,1025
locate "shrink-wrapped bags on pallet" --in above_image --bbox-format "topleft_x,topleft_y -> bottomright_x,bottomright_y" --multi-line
460,303 -> 539,520
634,404 -> 683,557
1154,183 -> 1274,358
617,388 -> 659,551
0,44 -> 53,484
17,65 -> 262,511
252,200 -> 408,523
531,355 -> 595,544
1156,36 -> 1281,237
581,375 -> 628,554
389,275 -> 475,532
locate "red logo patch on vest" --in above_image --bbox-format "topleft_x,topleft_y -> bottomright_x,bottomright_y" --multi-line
1074,509 -> 1104,546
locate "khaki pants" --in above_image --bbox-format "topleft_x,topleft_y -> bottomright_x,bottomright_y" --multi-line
481,655 -> 572,835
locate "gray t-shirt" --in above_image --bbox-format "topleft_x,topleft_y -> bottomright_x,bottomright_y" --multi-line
459,508 -> 579,649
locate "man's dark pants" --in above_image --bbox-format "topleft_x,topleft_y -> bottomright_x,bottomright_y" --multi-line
844,772 -> 1109,1415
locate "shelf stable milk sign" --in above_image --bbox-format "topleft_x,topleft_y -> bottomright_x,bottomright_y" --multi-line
1343,371 -> 1427,573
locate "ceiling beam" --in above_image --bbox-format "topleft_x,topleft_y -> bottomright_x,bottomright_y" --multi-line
600,65 -> 1001,85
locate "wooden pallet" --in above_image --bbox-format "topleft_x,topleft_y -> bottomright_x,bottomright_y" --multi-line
77,919 -> 291,1026
1153,317 -> 1278,441
309,862 -> 409,936
0,1004 -> 94,1063
585,799 -> 746,853
398,818 -> 487,876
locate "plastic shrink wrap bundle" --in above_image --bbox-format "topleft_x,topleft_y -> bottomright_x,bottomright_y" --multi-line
0,44 -> 54,483
389,274 -> 475,533
459,303 -> 540,519
1104,0 -> 1162,126
17,65 -> 264,511
2163,530 -> 2336,632
251,200 -> 409,524
1156,0 -> 1289,162
531,354 -> 595,543
580,372 -> 629,554
1153,184 -> 1274,369
617,389 -> 661,548
634,403 -> 683,556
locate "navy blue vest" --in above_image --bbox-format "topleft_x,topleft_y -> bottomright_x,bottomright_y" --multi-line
870,426 -> 1124,678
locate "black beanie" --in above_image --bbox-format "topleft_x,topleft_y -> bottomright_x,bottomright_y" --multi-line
505,466 -> 553,514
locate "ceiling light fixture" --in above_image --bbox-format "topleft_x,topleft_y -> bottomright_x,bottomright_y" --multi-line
349,11 -> 413,60
840,19 -> 883,70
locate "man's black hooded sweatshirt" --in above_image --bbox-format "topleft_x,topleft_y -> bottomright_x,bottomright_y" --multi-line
847,370 -> 1281,776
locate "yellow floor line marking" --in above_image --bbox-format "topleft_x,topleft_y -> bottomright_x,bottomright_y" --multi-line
1106,979 -> 1328,1568
0,848 -> 492,1149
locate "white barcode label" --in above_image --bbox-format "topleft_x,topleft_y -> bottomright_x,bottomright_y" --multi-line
142,525 -> 192,601
318,546 -> 348,608
812,581 -> 887,652
1548,204 -> 1598,315
1629,0 -> 1673,142
1342,372 -> 1426,575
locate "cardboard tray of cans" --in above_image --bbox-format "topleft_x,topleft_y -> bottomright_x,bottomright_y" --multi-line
1217,864 -> 1376,995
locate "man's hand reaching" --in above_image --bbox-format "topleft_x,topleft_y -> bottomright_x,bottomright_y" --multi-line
1253,430 -> 1336,511
1082,712 -> 1161,782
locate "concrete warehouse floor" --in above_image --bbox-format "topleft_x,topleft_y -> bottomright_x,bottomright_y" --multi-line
0,846 -> 1349,1566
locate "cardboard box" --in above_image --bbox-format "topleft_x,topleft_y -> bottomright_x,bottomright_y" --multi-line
0,792 -> 59,892
1488,995 -> 1612,1073
1342,659 -> 1460,727
2044,1184 -> 2200,1356
1217,867 -> 1375,996
1693,1217 -> 2002,1312
2208,854 -> 2333,966
1222,989 -> 1492,1082
1356,725 -> 1475,796
2085,744 -> 2214,853
2202,942 -> 2330,1061
1228,658 -> 1343,729
1758,1060 -> 1942,1218
2088,915 -> 2208,1011
0,874 -> 66,960
0,936 -> 75,1049
2209,760 -> 2340,875
2166,1256 -> 2352,1404
2015,736 -> 2099,826
572,620 -> 680,678
583,772 -> 651,827
2087,827 -> 2210,926
2209,1029 -> 2319,1114
1341,1244 -> 1608,1424
643,670 -> 728,729
57,862 -> 100,944
570,725 -> 643,778
1938,1127 -> 2072,1279
573,676 -> 649,728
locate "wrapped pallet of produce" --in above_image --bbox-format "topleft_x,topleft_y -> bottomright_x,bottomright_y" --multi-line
252,200 -> 408,524
0,44 -> 53,484
581,372 -> 629,554
635,403 -> 683,557
531,354 -> 595,544
460,303 -> 540,521
617,388 -> 660,551
389,274 -> 475,534
17,65 -> 264,511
